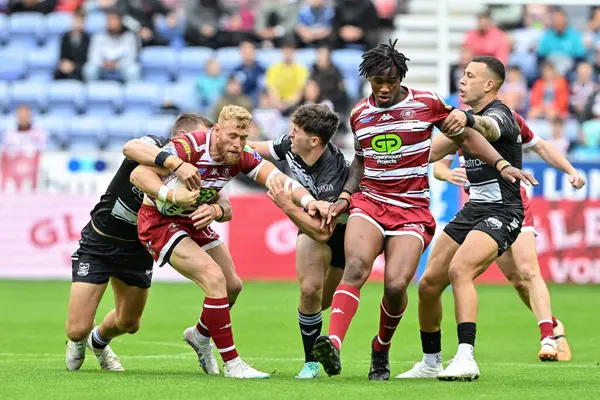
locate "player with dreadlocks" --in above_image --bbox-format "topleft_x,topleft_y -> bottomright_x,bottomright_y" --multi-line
312,40 -> 536,380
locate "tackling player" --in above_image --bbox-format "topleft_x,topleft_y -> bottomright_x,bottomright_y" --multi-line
398,56 -> 538,381
312,42 -> 535,380
248,104 -> 348,379
131,105 -> 321,379
433,112 -> 582,362
65,114 -> 218,371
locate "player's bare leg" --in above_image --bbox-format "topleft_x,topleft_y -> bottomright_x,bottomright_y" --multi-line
496,231 -> 569,361
170,237 -> 269,378
314,216 -> 383,377
87,277 -> 148,371
397,233 -> 457,379
368,235 -> 422,380
65,282 -> 107,370
438,231 -> 498,381
321,265 -> 343,311
295,235 -> 331,378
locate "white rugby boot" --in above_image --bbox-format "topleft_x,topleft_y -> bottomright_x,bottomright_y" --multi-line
224,357 -> 270,379
86,335 -> 124,371
66,340 -> 86,370
396,361 -> 443,378
538,336 -> 558,362
183,326 -> 220,375
437,355 -> 480,381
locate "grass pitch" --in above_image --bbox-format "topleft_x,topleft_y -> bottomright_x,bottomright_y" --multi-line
0,281 -> 598,399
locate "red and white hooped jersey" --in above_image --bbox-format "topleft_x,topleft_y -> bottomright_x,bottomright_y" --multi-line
350,89 -> 450,208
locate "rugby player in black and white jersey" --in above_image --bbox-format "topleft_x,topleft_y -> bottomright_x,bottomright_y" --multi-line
248,104 -> 349,379
398,56 -> 539,381
65,114 -> 230,371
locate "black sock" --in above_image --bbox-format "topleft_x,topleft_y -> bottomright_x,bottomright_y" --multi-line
91,327 -> 111,350
457,322 -> 477,346
420,330 -> 441,354
298,310 -> 322,363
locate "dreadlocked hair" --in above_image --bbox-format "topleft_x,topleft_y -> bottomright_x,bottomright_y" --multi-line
358,39 -> 410,80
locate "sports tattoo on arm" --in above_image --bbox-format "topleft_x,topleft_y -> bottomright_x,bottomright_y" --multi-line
472,116 -> 501,142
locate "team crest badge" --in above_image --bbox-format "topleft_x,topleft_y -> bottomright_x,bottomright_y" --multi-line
400,109 -> 416,120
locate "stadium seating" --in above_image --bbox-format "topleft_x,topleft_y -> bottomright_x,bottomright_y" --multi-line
9,13 -> 44,48
122,82 -> 163,116
215,47 -> 242,75
140,46 -> 178,83
179,47 -> 214,81
70,115 -> 106,150
85,81 -> 123,116
27,42 -> 60,82
0,46 -> 26,81
47,80 -> 84,116
46,12 -> 74,42
9,81 -> 47,113
85,12 -> 106,34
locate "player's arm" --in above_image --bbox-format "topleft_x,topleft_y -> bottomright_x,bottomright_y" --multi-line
190,192 -> 232,230
448,127 -> 538,186
123,137 -> 201,190
130,165 -> 199,208
213,193 -> 233,223
433,158 -> 453,181
529,138 -> 585,189
246,140 -> 276,162
429,133 -> 460,162
440,110 -> 501,142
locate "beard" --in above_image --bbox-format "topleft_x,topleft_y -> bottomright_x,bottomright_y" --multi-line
216,135 -> 241,165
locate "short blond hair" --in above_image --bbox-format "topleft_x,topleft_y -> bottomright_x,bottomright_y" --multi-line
217,105 -> 252,129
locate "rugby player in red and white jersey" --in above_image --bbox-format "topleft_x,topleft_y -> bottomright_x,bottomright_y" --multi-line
130,105 -> 322,379
432,111 -> 583,362
312,40 -> 536,380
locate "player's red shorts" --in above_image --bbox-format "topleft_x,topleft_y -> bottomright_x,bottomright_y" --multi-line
348,192 -> 436,252
137,204 -> 222,267
520,186 -> 536,235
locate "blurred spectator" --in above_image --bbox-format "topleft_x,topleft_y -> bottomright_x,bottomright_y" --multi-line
499,65 -> 527,115
196,58 -> 227,111
1,106 -> 48,153
295,0 -> 334,48
570,62 -> 597,119
253,90 -> 284,140
54,8 -> 90,81
283,78 -> 333,116
584,7 -> 600,53
449,46 -> 472,95
463,11 -> 510,65
528,62 -> 569,120
256,0 -> 299,48
8,0 -> 56,13
232,40 -> 266,104
220,0 -> 256,47
55,0 -> 84,12
511,4 -> 549,54
212,77 -> 254,122
547,117 -> 570,155
537,7 -> 586,76
330,0 -> 379,50
115,0 -> 174,47
582,87 -> 600,122
83,10 -> 140,82
310,46 -> 348,113
594,50 -> 600,77
265,41 -> 309,110
184,0 -> 224,49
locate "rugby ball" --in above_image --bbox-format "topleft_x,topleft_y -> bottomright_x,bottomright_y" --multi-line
156,175 -> 186,216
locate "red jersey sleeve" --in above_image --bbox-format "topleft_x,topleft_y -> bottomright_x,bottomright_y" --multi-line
512,111 -> 539,149
239,145 -> 265,179
413,91 -> 450,128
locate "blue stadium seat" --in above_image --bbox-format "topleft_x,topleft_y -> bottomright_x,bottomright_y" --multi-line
296,48 -> 317,68
36,115 -> 69,147
106,116 -> 142,150
344,75 -> 361,101
85,12 -> 106,34
215,47 -> 240,75
0,47 -> 26,81
46,12 -> 74,42
0,81 -> 8,113
27,41 -> 60,82
47,80 -> 84,116
0,115 -> 14,133
69,116 -> 107,150
9,81 -> 48,113
85,82 -> 123,116
122,82 -> 163,116
9,13 -> 44,48
179,47 -> 214,81
142,115 -> 176,138
140,46 -> 177,83
257,49 -> 282,68
164,81 -> 198,112
0,14 -> 8,44
331,49 -> 363,77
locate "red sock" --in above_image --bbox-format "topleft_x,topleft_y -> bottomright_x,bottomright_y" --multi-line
552,316 -> 558,328
203,297 -> 238,362
328,284 -> 361,350
538,319 -> 554,341
373,297 -> 407,352
196,302 -> 236,338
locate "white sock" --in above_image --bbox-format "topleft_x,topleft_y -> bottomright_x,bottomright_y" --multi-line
225,356 -> 241,368
191,326 -> 210,342
423,352 -> 441,366
456,343 -> 474,360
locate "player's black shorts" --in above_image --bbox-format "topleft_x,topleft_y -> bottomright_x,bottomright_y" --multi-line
444,202 -> 524,256
71,222 -> 154,289
298,223 -> 346,269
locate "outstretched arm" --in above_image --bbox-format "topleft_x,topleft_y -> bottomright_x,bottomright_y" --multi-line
430,133 -> 460,162
529,138 -> 585,188
440,109 -> 501,142
246,140 -> 276,162
254,161 -> 317,210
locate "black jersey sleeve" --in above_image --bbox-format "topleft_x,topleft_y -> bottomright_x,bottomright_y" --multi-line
267,134 -> 292,161
482,104 -> 520,143
142,135 -> 168,147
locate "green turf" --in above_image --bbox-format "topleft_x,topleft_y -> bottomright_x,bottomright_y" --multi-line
0,281 -> 598,399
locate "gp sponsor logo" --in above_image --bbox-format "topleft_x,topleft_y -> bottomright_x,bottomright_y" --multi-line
371,134 -> 402,154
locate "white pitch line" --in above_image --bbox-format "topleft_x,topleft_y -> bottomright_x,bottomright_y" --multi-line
0,353 -> 597,369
